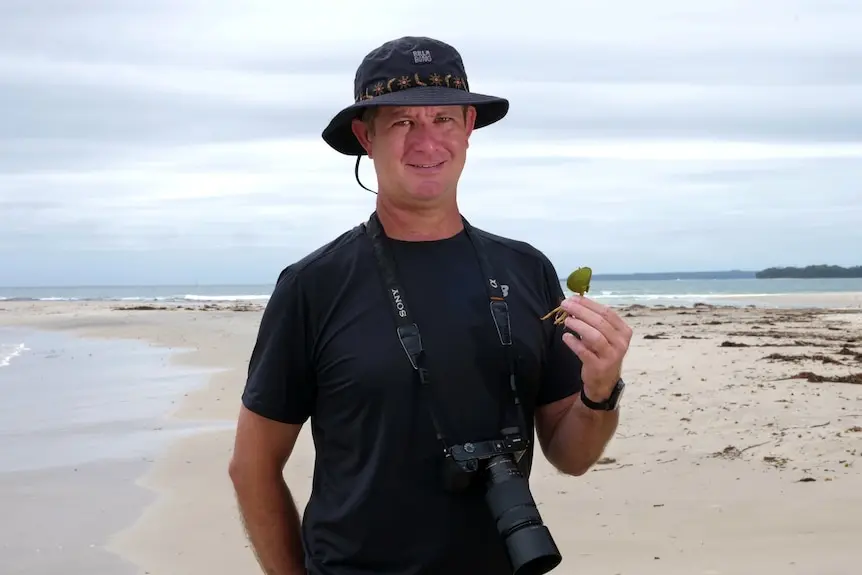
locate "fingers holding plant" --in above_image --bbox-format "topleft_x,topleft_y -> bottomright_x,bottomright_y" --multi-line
540,266 -> 593,325
541,266 -> 633,396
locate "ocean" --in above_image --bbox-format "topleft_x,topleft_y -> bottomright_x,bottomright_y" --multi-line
2,277 -> 861,310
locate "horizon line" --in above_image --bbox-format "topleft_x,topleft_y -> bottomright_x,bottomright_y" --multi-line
0,270 -> 792,290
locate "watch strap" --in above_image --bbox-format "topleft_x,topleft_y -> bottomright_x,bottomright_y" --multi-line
580,379 -> 624,411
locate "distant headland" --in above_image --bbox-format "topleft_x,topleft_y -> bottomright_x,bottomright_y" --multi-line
587,270 -> 755,281
563,265 -> 862,281
754,265 -> 862,279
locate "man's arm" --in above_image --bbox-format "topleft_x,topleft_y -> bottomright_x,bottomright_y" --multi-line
229,407 -> 306,574
535,394 -> 618,476
228,266 -> 316,574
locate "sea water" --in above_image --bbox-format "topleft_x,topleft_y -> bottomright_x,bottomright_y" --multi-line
1,340 -> 29,368
2,277 -> 861,307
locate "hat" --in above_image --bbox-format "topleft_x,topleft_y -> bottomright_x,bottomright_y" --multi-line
321,36 -> 510,156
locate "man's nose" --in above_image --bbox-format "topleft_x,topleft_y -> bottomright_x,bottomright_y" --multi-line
406,122 -> 442,151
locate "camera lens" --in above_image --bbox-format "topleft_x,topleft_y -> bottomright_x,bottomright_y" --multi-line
483,455 -> 562,575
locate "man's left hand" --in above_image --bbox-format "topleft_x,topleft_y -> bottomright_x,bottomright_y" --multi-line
559,295 -> 633,401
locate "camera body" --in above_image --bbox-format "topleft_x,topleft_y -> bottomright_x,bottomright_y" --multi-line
441,428 -> 562,575
441,426 -> 527,492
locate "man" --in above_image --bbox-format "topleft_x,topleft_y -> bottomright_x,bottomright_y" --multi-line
228,36 -> 632,575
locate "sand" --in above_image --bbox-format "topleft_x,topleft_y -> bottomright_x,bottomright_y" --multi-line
1,295 -> 861,574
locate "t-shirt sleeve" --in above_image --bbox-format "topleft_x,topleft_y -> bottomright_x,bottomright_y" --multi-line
534,255 -> 583,406
241,266 -> 316,424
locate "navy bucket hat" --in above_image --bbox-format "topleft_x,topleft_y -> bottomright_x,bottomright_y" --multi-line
321,36 -> 510,156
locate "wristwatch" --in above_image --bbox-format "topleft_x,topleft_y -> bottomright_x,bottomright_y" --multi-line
580,378 -> 625,411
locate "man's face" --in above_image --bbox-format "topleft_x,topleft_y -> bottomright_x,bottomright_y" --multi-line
351,104 -> 477,206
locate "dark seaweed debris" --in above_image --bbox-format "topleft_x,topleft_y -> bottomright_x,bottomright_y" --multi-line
787,371 -> 862,385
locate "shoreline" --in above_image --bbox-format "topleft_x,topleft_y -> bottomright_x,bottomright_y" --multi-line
2,298 -> 861,574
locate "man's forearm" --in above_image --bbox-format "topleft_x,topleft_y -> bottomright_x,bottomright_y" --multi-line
234,475 -> 306,574
547,397 -> 619,476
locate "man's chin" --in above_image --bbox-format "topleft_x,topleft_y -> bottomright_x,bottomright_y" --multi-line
404,182 -> 452,202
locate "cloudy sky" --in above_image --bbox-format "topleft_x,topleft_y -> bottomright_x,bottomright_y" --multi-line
2,0 -> 861,286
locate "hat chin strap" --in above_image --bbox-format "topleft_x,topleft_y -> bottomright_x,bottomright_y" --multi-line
354,156 -> 378,195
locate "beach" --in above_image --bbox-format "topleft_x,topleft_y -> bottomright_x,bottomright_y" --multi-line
1,294 -> 861,574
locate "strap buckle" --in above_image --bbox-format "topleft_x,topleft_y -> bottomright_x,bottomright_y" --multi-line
489,300 -> 512,346
396,323 -> 423,370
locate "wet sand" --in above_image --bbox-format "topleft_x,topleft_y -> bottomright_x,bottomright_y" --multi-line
0,458 -> 151,575
1,295 -> 861,574
0,326 -> 223,575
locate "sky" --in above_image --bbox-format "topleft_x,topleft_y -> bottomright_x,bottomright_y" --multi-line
2,0 -> 861,286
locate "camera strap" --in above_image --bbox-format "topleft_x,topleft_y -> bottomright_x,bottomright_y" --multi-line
363,211 -> 529,457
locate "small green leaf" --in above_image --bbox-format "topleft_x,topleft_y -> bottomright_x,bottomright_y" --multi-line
566,267 -> 592,295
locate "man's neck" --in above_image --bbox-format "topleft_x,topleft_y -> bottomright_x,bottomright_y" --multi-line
375,197 -> 464,241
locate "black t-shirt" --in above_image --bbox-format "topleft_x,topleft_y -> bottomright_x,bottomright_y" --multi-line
241,217 -> 582,575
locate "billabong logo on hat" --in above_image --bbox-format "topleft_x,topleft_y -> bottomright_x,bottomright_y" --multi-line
321,36 -> 510,157
412,49 -> 432,64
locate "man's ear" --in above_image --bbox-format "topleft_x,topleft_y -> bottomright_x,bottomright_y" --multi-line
464,105 -> 477,148
351,118 -> 374,158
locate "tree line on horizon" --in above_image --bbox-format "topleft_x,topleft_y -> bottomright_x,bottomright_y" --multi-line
754,265 -> 862,279
558,265 -> 861,281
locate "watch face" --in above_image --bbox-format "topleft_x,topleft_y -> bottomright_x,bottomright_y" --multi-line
613,383 -> 625,408
610,379 -> 625,409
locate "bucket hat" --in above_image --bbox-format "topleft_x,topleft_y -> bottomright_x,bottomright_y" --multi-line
321,36 -> 510,156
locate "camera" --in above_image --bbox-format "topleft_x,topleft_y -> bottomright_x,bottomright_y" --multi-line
442,427 -> 562,575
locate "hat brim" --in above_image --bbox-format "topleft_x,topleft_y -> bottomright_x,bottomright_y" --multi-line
321,86 -> 509,156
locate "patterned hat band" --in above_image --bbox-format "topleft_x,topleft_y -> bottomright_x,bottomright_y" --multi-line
356,72 -> 470,102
